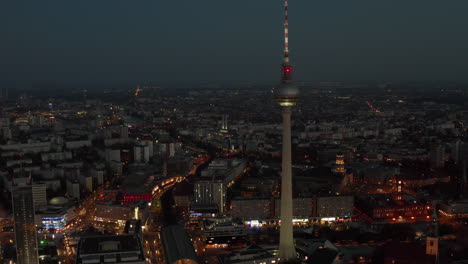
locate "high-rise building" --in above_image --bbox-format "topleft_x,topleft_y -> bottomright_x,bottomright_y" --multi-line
430,145 -> 445,168
274,0 -> 299,261
194,159 -> 246,214
66,179 -> 81,200
220,114 -> 229,134
134,143 -> 150,164
12,180 -> 39,264
32,182 -> 47,211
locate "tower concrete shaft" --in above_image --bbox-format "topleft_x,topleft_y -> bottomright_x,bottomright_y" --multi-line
278,106 -> 296,261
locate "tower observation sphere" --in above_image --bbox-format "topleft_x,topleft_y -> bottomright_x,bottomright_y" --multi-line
275,82 -> 299,107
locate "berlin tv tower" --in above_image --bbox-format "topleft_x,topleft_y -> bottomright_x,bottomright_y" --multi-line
275,0 -> 299,262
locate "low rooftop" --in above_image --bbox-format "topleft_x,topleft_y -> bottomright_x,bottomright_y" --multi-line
76,234 -> 144,264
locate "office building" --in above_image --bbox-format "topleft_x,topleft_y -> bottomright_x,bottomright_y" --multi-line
194,159 -> 246,213
32,182 -> 47,211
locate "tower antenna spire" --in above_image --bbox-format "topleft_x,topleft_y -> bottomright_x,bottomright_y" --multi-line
283,0 -> 289,63
282,0 -> 292,83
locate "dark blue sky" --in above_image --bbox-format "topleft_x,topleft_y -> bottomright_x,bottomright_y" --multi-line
1,0 -> 468,88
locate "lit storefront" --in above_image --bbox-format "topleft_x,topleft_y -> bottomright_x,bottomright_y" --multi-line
242,217 -> 355,228
41,215 -> 67,231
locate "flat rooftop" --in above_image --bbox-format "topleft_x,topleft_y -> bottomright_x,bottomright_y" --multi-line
219,245 -> 277,264
76,235 -> 144,264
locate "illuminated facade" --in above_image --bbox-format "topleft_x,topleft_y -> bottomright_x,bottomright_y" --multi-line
373,204 -> 431,221
231,198 -> 271,220
220,114 -> 229,134
194,159 -> 246,213
274,197 -> 318,219
41,216 -> 67,230
316,196 -> 354,218
94,204 -> 133,231
203,217 -> 247,246
439,200 -> 468,217
32,182 -> 47,211
194,181 -> 226,213
123,193 -> 152,206
333,153 -> 346,174
231,196 -> 355,225
357,194 -> 432,221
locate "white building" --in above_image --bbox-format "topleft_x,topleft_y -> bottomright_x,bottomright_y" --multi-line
317,196 -> 354,218
275,197 -> 316,219
231,198 -> 271,220
194,159 -> 246,213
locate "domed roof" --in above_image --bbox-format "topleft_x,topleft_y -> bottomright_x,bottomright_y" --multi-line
49,196 -> 69,205
276,83 -> 299,97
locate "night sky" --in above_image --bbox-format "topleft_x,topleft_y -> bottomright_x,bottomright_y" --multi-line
1,0 -> 468,88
